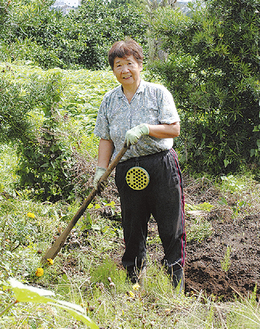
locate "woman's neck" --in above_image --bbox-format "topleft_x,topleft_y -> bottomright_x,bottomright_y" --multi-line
122,80 -> 141,103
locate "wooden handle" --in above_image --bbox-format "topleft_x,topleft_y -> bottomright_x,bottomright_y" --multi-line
41,145 -> 128,264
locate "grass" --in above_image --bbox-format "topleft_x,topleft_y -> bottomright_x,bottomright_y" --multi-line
0,64 -> 259,328
0,143 -> 260,328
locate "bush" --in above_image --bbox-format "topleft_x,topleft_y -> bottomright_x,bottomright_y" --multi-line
0,69 -> 34,145
149,0 -> 260,174
0,0 -> 148,70
0,66 -> 87,202
15,70 -> 82,201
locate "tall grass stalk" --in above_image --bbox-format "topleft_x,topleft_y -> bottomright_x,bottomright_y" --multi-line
1,64 -> 260,328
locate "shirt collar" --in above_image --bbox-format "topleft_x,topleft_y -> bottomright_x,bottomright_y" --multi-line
118,80 -> 145,98
136,80 -> 145,93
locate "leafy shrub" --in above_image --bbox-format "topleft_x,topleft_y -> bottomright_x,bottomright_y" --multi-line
0,0 -> 148,70
0,70 -> 34,144
0,66 -> 85,201
15,70 -> 82,201
149,0 -> 260,174
0,64 -> 120,202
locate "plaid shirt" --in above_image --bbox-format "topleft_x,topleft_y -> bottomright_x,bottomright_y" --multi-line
94,80 -> 180,162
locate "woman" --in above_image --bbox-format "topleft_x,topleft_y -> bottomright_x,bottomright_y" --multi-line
93,38 -> 186,291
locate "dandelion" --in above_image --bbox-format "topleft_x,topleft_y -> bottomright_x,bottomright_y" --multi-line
126,291 -> 135,298
27,212 -> 35,218
47,258 -> 54,265
132,283 -> 140,291
35,268 -> 44,277
106,201 -> 115,207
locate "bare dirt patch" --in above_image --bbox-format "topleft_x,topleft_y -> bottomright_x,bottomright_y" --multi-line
185,213 -> 260,300
96,173 -> 260,301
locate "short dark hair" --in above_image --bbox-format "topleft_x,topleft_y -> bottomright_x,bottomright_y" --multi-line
108,38 -> 144,70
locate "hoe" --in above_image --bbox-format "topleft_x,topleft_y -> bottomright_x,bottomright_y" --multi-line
41,144 -> 128,265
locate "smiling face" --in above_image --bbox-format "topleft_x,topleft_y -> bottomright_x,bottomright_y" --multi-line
113,55 -> 143,90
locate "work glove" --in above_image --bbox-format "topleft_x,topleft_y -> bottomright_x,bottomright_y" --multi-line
93,166 -> 107,191
125,124 -> 149,147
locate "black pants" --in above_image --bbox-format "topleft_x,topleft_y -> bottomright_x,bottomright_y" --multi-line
115,148 -> 186,274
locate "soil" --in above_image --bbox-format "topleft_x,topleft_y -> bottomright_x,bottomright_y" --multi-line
94,173 -> 260,301
184,213 -> 260,301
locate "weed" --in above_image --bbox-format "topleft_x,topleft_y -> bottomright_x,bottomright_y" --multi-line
186,216 -> 213,243
221,246 -> 232,272
0,64 -> 260,329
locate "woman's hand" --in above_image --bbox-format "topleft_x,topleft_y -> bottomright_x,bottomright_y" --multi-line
124,122 -> 180,146
125,123 -> 149,146
93,166 -> 107,189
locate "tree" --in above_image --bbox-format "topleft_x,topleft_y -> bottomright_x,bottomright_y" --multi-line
149,0 -> 260,174
0,0 -> 148,70
108,0 -> 145,8
66,0 -> 148,69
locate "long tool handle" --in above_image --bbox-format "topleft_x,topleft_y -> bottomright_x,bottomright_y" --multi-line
41,145 -> 128,264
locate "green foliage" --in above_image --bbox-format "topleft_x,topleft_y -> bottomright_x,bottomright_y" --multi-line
0,202 -> 37,252
221,245 -> 231,272
0,0 -> 12,37
108,0 -> 146,9
219,174 -> 255,194
90,257 -> 126,288
149,0 -> 260,174
0,66 -> 83,201
0,64 -> 119,202
15,70 -> 80,201
0,0 -> 148,70
0,144 -> 18,196
0,148 -> 260,327
0,70 -> 34,145
186,216 -> 213,243
3,278 -> 99,328
65,0 -> 148,69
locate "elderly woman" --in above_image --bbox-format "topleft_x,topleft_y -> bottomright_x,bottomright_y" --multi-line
93,38 -> 186,291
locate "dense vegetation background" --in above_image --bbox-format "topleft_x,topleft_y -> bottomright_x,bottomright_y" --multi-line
0,0 -> 260,327
1,0 -> 259,202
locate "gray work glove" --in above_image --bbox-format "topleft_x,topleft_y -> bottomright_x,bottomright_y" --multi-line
93,166 -> 106,190
125,123 -> 149,147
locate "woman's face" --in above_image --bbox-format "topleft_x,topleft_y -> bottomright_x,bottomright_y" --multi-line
113,55 -> 143,89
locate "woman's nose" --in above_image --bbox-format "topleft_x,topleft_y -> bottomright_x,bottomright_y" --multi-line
121,65 -> 129,73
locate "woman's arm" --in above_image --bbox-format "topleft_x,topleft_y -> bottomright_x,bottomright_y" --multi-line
147,122 -> 180,139
124,122 -> 180,146
97,138 -> 114,168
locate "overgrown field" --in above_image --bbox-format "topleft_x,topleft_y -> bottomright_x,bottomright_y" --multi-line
0,64 -> 259,328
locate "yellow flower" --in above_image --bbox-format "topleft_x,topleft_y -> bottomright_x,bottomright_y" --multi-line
133,283 -> 140,291
95,204 -> 101,209
27,212 -> 35,218
87,203 -> 93,209
35,268 -> 44,277
126,291 -> 135,298
47,258 -> 54,265
106,201 -> 115,207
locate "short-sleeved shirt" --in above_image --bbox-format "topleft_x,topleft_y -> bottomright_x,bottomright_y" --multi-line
94,80 -> 180,162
